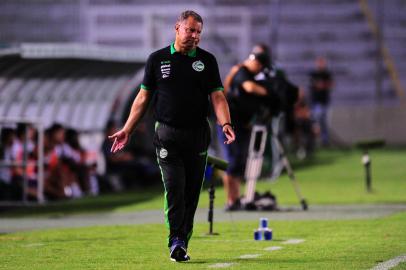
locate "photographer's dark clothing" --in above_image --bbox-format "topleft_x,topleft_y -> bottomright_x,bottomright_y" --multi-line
219,125 -> 250,177
141,43 -> 223,248
309,70 -> 332,105
224,66 -> 261,177
227,66 -> 262,127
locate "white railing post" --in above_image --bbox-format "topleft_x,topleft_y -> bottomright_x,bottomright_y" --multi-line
36,121 -> 45,204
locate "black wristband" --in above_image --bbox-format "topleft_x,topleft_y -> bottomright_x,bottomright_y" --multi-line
222,123 -> 233,129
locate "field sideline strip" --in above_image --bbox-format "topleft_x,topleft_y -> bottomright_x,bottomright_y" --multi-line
370,254 -> 406,270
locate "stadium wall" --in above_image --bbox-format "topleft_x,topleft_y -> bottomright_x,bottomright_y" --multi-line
330,104 -> 406,145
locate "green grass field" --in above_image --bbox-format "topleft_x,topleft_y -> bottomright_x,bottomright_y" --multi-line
1,212 -> 405,269
1,148 -> 405,269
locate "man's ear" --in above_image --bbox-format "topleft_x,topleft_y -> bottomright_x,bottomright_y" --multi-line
175,23 -> 180,31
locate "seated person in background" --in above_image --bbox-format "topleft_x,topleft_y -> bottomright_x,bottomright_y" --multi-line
0,128 -> 23,200
43,123 -> 83,200
14,123 -> 38,199
15,123 -> 36,157
65,128 -> 92,194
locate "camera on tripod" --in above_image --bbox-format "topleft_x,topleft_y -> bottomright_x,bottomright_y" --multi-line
254,65 -> 299,124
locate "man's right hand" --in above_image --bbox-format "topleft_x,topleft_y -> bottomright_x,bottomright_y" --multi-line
108,130 -> 130,153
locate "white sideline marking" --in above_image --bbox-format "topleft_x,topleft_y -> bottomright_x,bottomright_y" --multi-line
24,243 -> 45,247
371,254 -> 406,270
208,263 -> 235,268
264,246 -> 283,251
282,239 -> 305,245
239,254 -> 262,259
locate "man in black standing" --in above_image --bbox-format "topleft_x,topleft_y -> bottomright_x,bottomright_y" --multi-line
309,56 -> 333,146
221,52 -> 269,210
109,10 -> 235,262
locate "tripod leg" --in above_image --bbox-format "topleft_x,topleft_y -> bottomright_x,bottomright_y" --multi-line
275,137 -> 308,210
243,125 -> 267,206
245,177 -> 256,202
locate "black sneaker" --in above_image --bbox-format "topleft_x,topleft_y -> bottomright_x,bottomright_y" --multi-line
224,199 -> 241,211
169,238 -> 190,262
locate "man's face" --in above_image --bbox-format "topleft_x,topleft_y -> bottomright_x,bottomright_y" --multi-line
53,128 -> 65,144
175,16 -> 202,52
252,60 -> 263,74
248,54 -> 263,74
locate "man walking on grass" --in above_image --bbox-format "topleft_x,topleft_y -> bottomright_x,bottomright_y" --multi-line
109,10 -> 235,262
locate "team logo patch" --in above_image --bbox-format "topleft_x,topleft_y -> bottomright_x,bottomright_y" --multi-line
192,60 -> 204,72
160,62 -> 171,79
159,148 -> 168,159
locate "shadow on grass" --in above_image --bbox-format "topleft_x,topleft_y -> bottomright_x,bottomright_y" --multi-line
0,184 -> 163,218
182,260 -> 208,265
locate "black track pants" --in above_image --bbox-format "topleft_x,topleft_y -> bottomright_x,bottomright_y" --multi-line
153,121 -> 211,248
